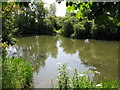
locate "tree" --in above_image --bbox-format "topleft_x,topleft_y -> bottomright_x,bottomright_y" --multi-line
2,2 -> 19,44
57,1 -> 120,40
49,3 -> 56,16
56,1 -> 120,26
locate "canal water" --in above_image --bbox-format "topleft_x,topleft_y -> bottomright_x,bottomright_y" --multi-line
7,35 -> 118,88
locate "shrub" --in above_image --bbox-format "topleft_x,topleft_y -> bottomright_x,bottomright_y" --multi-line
55,17 -> 63,30
2,57 -> 33,88
92,20 -> 119,40
71,19 -> 93,39
61,16 -> 79,37
92,25 -> 106,40
57,64 -> 71,88
92,23 -> 118,40
72,22 -> 87,39
47,15 -> 59,30
43,18 -> 54,35
62,20 -> 74,37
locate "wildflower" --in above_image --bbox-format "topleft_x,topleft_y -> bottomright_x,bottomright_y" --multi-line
56,63 -> 62,65
96,84 -> 102,87
67,67 -> 72,70
94,71 -> 100,74
78,74 -> 84,77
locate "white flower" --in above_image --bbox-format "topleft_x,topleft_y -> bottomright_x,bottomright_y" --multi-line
56,63 -> 62,65
67,67 -> 72,70
94,71 -> 100,74
96,84 -> 102,87
78,74 -> 84,77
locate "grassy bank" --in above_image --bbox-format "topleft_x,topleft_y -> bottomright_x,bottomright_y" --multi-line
2,57 -> 33,88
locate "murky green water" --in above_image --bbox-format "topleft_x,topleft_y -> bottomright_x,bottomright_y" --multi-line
7,35 -> 118,88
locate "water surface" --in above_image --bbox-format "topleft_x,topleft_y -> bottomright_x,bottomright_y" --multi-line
7,35 -> 118,88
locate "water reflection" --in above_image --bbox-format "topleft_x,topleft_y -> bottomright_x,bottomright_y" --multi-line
59,36 -> 118,81
7,36 -> 58,73
7,35 -> 118,87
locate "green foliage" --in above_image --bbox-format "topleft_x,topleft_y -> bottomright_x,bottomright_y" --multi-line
1,42 -> 8,57
15,2 -> 55,36
2,57 -> 33,88
65,2 -> 120,26
71,22 -> 85,39
2,2 -> 30,7
3,1 -> 119,41
46,15 -> 58,30
71,19 -> 92,39
57,64 -> 71,88
43,18 -> 54,35
62,16 -> 78,37
62,20 -> 74,37
72,69 -> 94,88
53,64 -> 119,88
92,22 -> 118,40
15,11 -> 36,35
63,2 -> 120,40
2,2 -> 19,44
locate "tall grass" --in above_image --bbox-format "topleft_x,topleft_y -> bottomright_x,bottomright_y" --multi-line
2,57 -> 33,88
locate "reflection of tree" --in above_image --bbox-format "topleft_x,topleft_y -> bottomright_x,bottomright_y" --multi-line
9,36 -> 118,81
59,36 -> 76,54
59,37 -> 118,81
78,40 -> 118,81
14,35 -> 58,73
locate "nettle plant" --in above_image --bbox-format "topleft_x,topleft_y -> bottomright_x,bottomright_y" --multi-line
52,63 -> 118,88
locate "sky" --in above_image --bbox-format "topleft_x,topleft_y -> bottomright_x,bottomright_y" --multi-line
43,0 -> 66,17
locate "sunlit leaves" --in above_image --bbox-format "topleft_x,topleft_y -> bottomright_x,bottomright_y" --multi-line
2,2 -> 19,44
66,2 -> 93,19
66,5 -> 75,12
2,2 -> 20,18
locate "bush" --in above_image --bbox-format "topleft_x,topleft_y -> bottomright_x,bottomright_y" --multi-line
43,18 -> 54,35
52,64 -> 119,88
71,22 -> 85,39
47,15 -> 59,30
2,57 -> 33,88
55,17 -> 63,30
62,20 -> 74,37
72,20 -> 92,39
92,22 -> 118,40
61,16 -> 79,37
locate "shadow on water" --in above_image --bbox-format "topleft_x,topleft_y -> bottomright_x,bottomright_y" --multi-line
7,35 -> 118,88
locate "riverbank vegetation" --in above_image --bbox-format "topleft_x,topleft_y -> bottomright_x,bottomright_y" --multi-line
1,42 -> 33,88
2,57 -> 33,88
52,64 -> 119,88
1,1 -> 119,88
